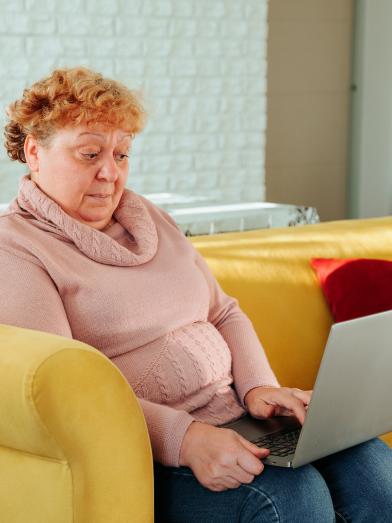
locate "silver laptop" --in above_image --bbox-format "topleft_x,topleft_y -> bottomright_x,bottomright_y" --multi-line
222,310 -> 392,468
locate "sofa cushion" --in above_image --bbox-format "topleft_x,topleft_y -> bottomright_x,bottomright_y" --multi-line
311,258 -> 392,322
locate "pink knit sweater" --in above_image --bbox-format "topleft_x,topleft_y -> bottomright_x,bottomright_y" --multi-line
0,176 -> 279,466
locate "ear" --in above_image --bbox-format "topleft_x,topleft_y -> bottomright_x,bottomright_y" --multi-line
24,135 -> 40,173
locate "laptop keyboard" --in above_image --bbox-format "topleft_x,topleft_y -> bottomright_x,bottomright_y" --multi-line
254,428 -> 301,457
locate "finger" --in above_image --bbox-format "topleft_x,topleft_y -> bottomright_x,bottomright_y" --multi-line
274,406 -> 293,417
277,392 -> 306,425
280,395 -> 307,424
236,445 -> 266,476
275,405 -> 310,419
211,477 -> 240,490
231,465 -> 255,485
292,388 -> 312,405
249,399 -> 276,419
223,476 -> 241,489
209,483 -> 227,492
238,435 -> 270,459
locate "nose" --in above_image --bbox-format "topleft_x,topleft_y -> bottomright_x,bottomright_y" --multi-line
96,155 -> 118,182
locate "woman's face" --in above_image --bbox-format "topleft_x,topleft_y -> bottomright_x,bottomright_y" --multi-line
24,124 -> 132,230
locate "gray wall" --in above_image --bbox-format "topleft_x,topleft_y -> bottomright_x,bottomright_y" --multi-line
349,0 -> 392,218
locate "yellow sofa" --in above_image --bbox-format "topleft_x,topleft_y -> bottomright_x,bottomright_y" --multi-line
1,216 -> 391,522
193,215 -> 392,450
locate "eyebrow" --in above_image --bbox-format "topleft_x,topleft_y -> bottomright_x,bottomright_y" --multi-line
77,132 -> 132,142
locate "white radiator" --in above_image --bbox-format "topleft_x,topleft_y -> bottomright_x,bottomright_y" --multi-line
145,193 -> 320,236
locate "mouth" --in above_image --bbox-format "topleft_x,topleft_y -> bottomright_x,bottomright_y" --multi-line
87,194 -> 111,199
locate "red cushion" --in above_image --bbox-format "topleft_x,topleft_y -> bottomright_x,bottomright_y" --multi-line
311,258 -> 392,323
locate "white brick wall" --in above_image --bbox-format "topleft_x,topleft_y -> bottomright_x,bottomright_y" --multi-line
0,0 -> 268,204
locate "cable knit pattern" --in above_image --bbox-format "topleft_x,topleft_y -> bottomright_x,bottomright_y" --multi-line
13,175 -> 158,266
0,177 -> 280,467
117,322 -> 245,426
138,323 -> 232,403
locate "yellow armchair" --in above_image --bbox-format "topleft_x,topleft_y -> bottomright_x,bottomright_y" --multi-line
0,325 -> 153,522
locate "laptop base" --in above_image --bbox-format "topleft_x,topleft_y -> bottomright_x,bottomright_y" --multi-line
221,414 -> 300,468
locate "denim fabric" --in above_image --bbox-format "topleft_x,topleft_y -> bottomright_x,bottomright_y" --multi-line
154,438 -> 392,522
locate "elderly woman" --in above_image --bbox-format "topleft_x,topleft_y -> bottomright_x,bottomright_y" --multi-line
1,67 -> 392,523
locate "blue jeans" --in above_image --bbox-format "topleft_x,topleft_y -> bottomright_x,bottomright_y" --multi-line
154,438 -> 392,522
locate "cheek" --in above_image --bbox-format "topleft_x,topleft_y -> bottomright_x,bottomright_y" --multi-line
35,149 -> 100,210
115,168 -> 129,191
56,173 -> 95,209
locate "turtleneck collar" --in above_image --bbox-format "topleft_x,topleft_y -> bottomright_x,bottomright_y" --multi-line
12,175 -> 158,267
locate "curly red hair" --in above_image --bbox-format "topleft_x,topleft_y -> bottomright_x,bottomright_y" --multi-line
4,67 -> 146,163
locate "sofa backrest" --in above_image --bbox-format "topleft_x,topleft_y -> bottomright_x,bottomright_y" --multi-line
192,216 -> 392,389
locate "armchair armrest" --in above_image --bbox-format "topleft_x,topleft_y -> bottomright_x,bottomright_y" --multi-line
0,324 -> 153,522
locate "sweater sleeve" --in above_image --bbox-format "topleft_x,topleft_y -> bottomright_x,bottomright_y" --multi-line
138,398 -> 195,467
0,248 -> 73,338
194,251 -> 280,405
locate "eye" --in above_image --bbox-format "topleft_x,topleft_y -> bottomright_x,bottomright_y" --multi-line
82,152 -> 99,160
115,153 -> 129,162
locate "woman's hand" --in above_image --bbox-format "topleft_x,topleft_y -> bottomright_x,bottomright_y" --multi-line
179,421 -> 269,492
244,386 -> 312,425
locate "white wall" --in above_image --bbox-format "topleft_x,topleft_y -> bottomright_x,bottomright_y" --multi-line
0,0 -> 269,204
349,0 -> 392,218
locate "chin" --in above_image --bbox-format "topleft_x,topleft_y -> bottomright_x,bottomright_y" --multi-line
79,211 -> 113,226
